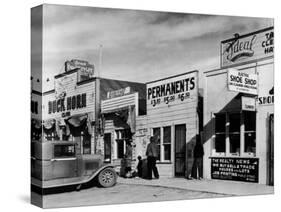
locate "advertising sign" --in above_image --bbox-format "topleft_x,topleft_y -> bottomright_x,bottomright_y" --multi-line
211,157 -> 259,183
228,69 -> 258,95
106,87 -> 131,99
221,27 -> 274,68
65,59 -> 95,81
147,71 -> 198,107
242,96 -> 256,111
258,63 -> 274,105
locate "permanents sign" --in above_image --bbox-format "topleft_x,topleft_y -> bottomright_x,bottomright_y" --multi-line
211,157 -> 259,183
147,72 -> 197,107
221,27 -> 274,68
228,69 -> 258,95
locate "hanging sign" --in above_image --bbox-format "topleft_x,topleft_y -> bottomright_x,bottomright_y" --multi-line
242,96 -> 256,111
228,69 -> 258,95
221,27 -> 274,68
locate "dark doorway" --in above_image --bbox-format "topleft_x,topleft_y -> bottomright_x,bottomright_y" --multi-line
175,124 -> 186,177
104,133 -> 111,163
268,114 -> 274,185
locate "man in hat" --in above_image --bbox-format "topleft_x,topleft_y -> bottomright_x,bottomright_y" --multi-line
146,136 -> 159,179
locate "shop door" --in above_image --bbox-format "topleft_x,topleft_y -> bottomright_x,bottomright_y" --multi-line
268,114 -> 274,185
104,133 -> 111,163
175,124 -> 186,177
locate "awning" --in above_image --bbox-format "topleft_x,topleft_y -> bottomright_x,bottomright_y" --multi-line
31,119 -> 42,139
102,105 -> 136,133
65,113 -> 92,136
43,119 -> 56,134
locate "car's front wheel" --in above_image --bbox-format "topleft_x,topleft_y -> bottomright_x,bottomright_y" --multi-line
98,168 -> 117,188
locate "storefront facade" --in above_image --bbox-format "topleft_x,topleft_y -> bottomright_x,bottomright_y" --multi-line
203,27 -> 274,185
42,60 -> 96,155
145,71 -> 200,178
41,59 -> 147,164
99,84 -> 146,174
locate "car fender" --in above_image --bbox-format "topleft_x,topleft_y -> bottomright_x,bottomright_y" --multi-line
85,164 -> 117,183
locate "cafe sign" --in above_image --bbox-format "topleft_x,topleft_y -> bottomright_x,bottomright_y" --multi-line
221,27 -> 274,68
228,69 -> 258,95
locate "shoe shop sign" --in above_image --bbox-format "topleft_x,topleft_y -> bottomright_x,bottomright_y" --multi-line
228,68 -> 258,95
221,27 -> 273,68
211,157 -> 259,183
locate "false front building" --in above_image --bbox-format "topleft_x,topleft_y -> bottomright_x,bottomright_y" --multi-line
203,27 -> 274,185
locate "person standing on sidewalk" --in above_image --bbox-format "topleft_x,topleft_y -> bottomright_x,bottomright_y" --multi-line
146,136 -> 159,180
191,135 -> 204,180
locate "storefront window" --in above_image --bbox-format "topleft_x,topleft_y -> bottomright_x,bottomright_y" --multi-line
229,113 -> 240,155
115,129 -> 131,159
244,112 -> 256,154
153,128 -> 161,161
214,111 -> 256,157
163,126 -> 171,161
215,114 -> 226,153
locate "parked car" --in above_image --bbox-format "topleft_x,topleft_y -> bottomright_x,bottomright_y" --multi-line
31,140 -> 117,190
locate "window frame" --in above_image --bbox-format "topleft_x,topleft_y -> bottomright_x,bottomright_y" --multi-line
152,126 -> 172,163
212,111 -> 256,157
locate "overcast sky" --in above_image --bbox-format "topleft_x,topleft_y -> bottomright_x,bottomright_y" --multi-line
31,4 -> 273,91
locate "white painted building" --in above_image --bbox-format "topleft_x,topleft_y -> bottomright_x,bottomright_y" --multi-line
203,27 -> 274,185
145,71 -> 200,178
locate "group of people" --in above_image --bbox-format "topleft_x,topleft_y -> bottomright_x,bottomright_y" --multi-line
124,135 -> 204,180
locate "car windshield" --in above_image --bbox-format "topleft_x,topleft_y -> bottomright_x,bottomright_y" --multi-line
54,144 -> 76,158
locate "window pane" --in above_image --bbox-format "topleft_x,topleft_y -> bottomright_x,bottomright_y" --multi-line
153,128 -> 161,160
215,134 -> 225,153
245,112 -> 256,131
229,134 -> 240,154
245,132 -> 256,154
163,126 -> 171,144
229,113 -> 240,133
82,134 -> 91,154
54,145 -> 75,157
215,114 -> 226,133
164,144 -> 171,160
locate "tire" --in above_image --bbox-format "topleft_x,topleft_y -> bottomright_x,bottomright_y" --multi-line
98,168 -> 117,188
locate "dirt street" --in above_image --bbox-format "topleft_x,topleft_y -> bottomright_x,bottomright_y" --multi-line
32,183 -> 227,208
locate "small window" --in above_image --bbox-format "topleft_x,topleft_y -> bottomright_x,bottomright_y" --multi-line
163,126 -> 171,161
54,144 -> 75,158
153,128 -> 161,161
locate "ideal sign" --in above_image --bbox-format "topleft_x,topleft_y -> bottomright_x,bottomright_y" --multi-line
221,27 -> 274,68
147,71 -> 198,107
228,69 -> 258,95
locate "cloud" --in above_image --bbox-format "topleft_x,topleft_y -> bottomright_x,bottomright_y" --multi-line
38,5 -> 273,91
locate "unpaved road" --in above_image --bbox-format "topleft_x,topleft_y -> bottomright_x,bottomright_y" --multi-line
32,183 -> 227,208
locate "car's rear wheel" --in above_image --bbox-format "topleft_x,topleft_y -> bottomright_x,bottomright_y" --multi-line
98,168 -> 117,188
